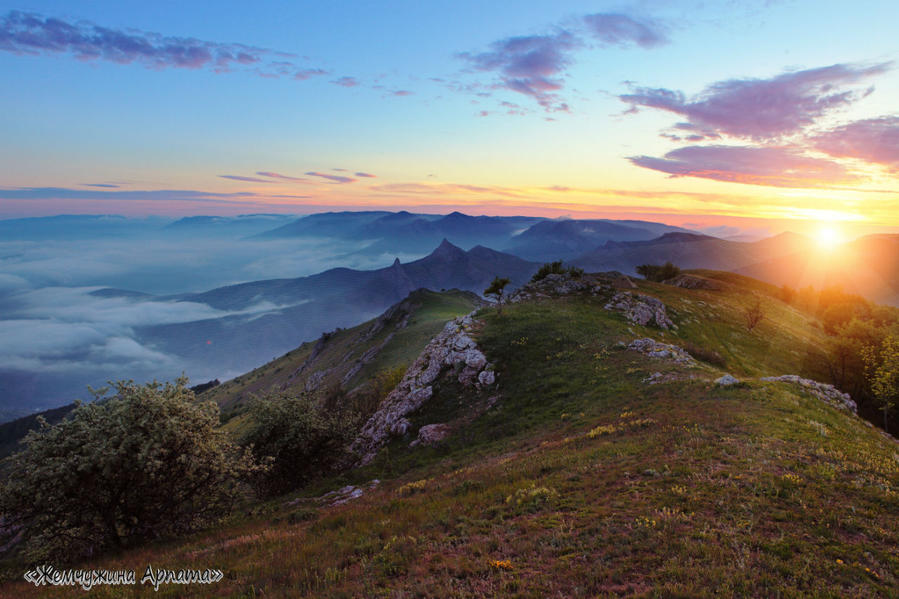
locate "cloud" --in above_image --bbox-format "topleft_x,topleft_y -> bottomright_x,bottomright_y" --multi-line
0,10 -> 324,80
293,68 -> 327,80
82,183 -> 121,188
354,172 -> 376,178
305,171 -> 356,184
459,31 -> 578,112
218,175 -> 272,183
812,115 -> 899,171
331,76 -> 359,87
628,145 -> 857,188
391,90 -> 413,96
583,13 -> 668,48
621,63 -> 890,140
256,171 -> 308,182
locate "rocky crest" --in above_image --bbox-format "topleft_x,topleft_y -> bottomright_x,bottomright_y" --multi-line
509,273 -> 611,303
349,312 -> 495,465
605,292 -> 675,329
761,375 -> 858,413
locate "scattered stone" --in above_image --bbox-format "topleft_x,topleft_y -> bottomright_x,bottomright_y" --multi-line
715,374 -> 740,386
761,375 -> 857,412
478,370 -> 495,386
290,479 -> 381,508
350,311 -> 495,465
411,423 -> 451,447
605,292 -> 674,329
642,371 -> 695,385
628,338 -> 695,365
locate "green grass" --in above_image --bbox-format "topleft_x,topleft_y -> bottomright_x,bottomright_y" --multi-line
3,275 -> 898,597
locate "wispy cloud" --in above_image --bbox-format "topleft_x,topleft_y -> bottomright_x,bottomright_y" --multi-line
331,76 -> 359,87
218,174 -> 272,183
813,115 -> 899,171
459,31 -> 577,112
256,171 -> 308,182
305,171 -> 356,184
81,183 -> 121,188
628,145 -> 857,188
355,172 -> 376,178
0,10 -> 325,80
621,63 -> 890,140
293,68 -> 328,80
583,13 -> 668,48
457,12 -> 667,113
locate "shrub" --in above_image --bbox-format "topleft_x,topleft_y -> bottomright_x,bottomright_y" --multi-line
241,392 -> 356,497
0,378 -> 259,562
636,262 -> 681,282
531,261 -> 584,282
744,298 -> 764,331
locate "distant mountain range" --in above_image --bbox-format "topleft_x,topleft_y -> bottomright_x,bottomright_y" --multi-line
255,210 -> 690,259
133,240 -> 538,378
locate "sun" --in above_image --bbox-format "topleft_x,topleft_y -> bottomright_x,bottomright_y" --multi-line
814,225 -> 844,250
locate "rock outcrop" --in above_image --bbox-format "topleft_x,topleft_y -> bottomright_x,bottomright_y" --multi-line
605,292 -> 674,329
350,312 -> 495,465
761,375 -> 857,413
628,338 -> 695,365
509,273 -> 610,303
715,374 -> 740,386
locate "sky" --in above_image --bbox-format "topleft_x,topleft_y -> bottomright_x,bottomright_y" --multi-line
1,0 -> 898,237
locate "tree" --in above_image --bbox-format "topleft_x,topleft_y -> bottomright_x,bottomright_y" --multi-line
863,335 -> 899,433
240,392 -> 356,497
744,298 -> 764,331
0,378 -> 260,562
484,276 -> 511,315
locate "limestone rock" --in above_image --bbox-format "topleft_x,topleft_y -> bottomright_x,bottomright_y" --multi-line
761,375 -> 857,412
627,338 -> 695,365
349,310 -> 494,466
715,374 -> 740,386
478,370 -> 496,386
414,423 -> 451,446
605,292 -> 674,329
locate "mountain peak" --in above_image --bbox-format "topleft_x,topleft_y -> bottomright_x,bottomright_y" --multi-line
433,238 -> 463,254
392,257 -> 401,267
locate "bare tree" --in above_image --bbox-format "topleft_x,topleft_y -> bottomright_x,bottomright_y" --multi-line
745,298 -> 764,331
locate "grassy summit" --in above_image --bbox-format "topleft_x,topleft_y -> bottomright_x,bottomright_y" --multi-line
3,273 -> 898,597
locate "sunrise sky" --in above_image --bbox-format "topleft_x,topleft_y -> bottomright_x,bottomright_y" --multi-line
1,0 -> 898,237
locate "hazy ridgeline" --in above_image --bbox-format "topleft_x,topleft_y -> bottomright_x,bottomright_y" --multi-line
2,211 -> 898,420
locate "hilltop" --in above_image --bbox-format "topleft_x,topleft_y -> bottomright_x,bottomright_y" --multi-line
2,270 -> 898,597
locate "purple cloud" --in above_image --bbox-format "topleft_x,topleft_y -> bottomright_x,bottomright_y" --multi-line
293,68 -> 327,80
81,183 -> 120,188
256,171 -> 308,182
331,76 -> 359,87
621,63 -> 890,140
813,116 -> 899,171
218,175 -> 272,183
0,10 -> 325,79
391,90 -> 413,96
629,145 -> 857,188
354,172 -> 376,178
459,31 -> 578,112
583,13 -> 668,48
305,172 -> 356,184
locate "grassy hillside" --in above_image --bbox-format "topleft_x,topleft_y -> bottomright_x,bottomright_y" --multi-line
3,273 -> 897,597
208,288 -> 483,430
